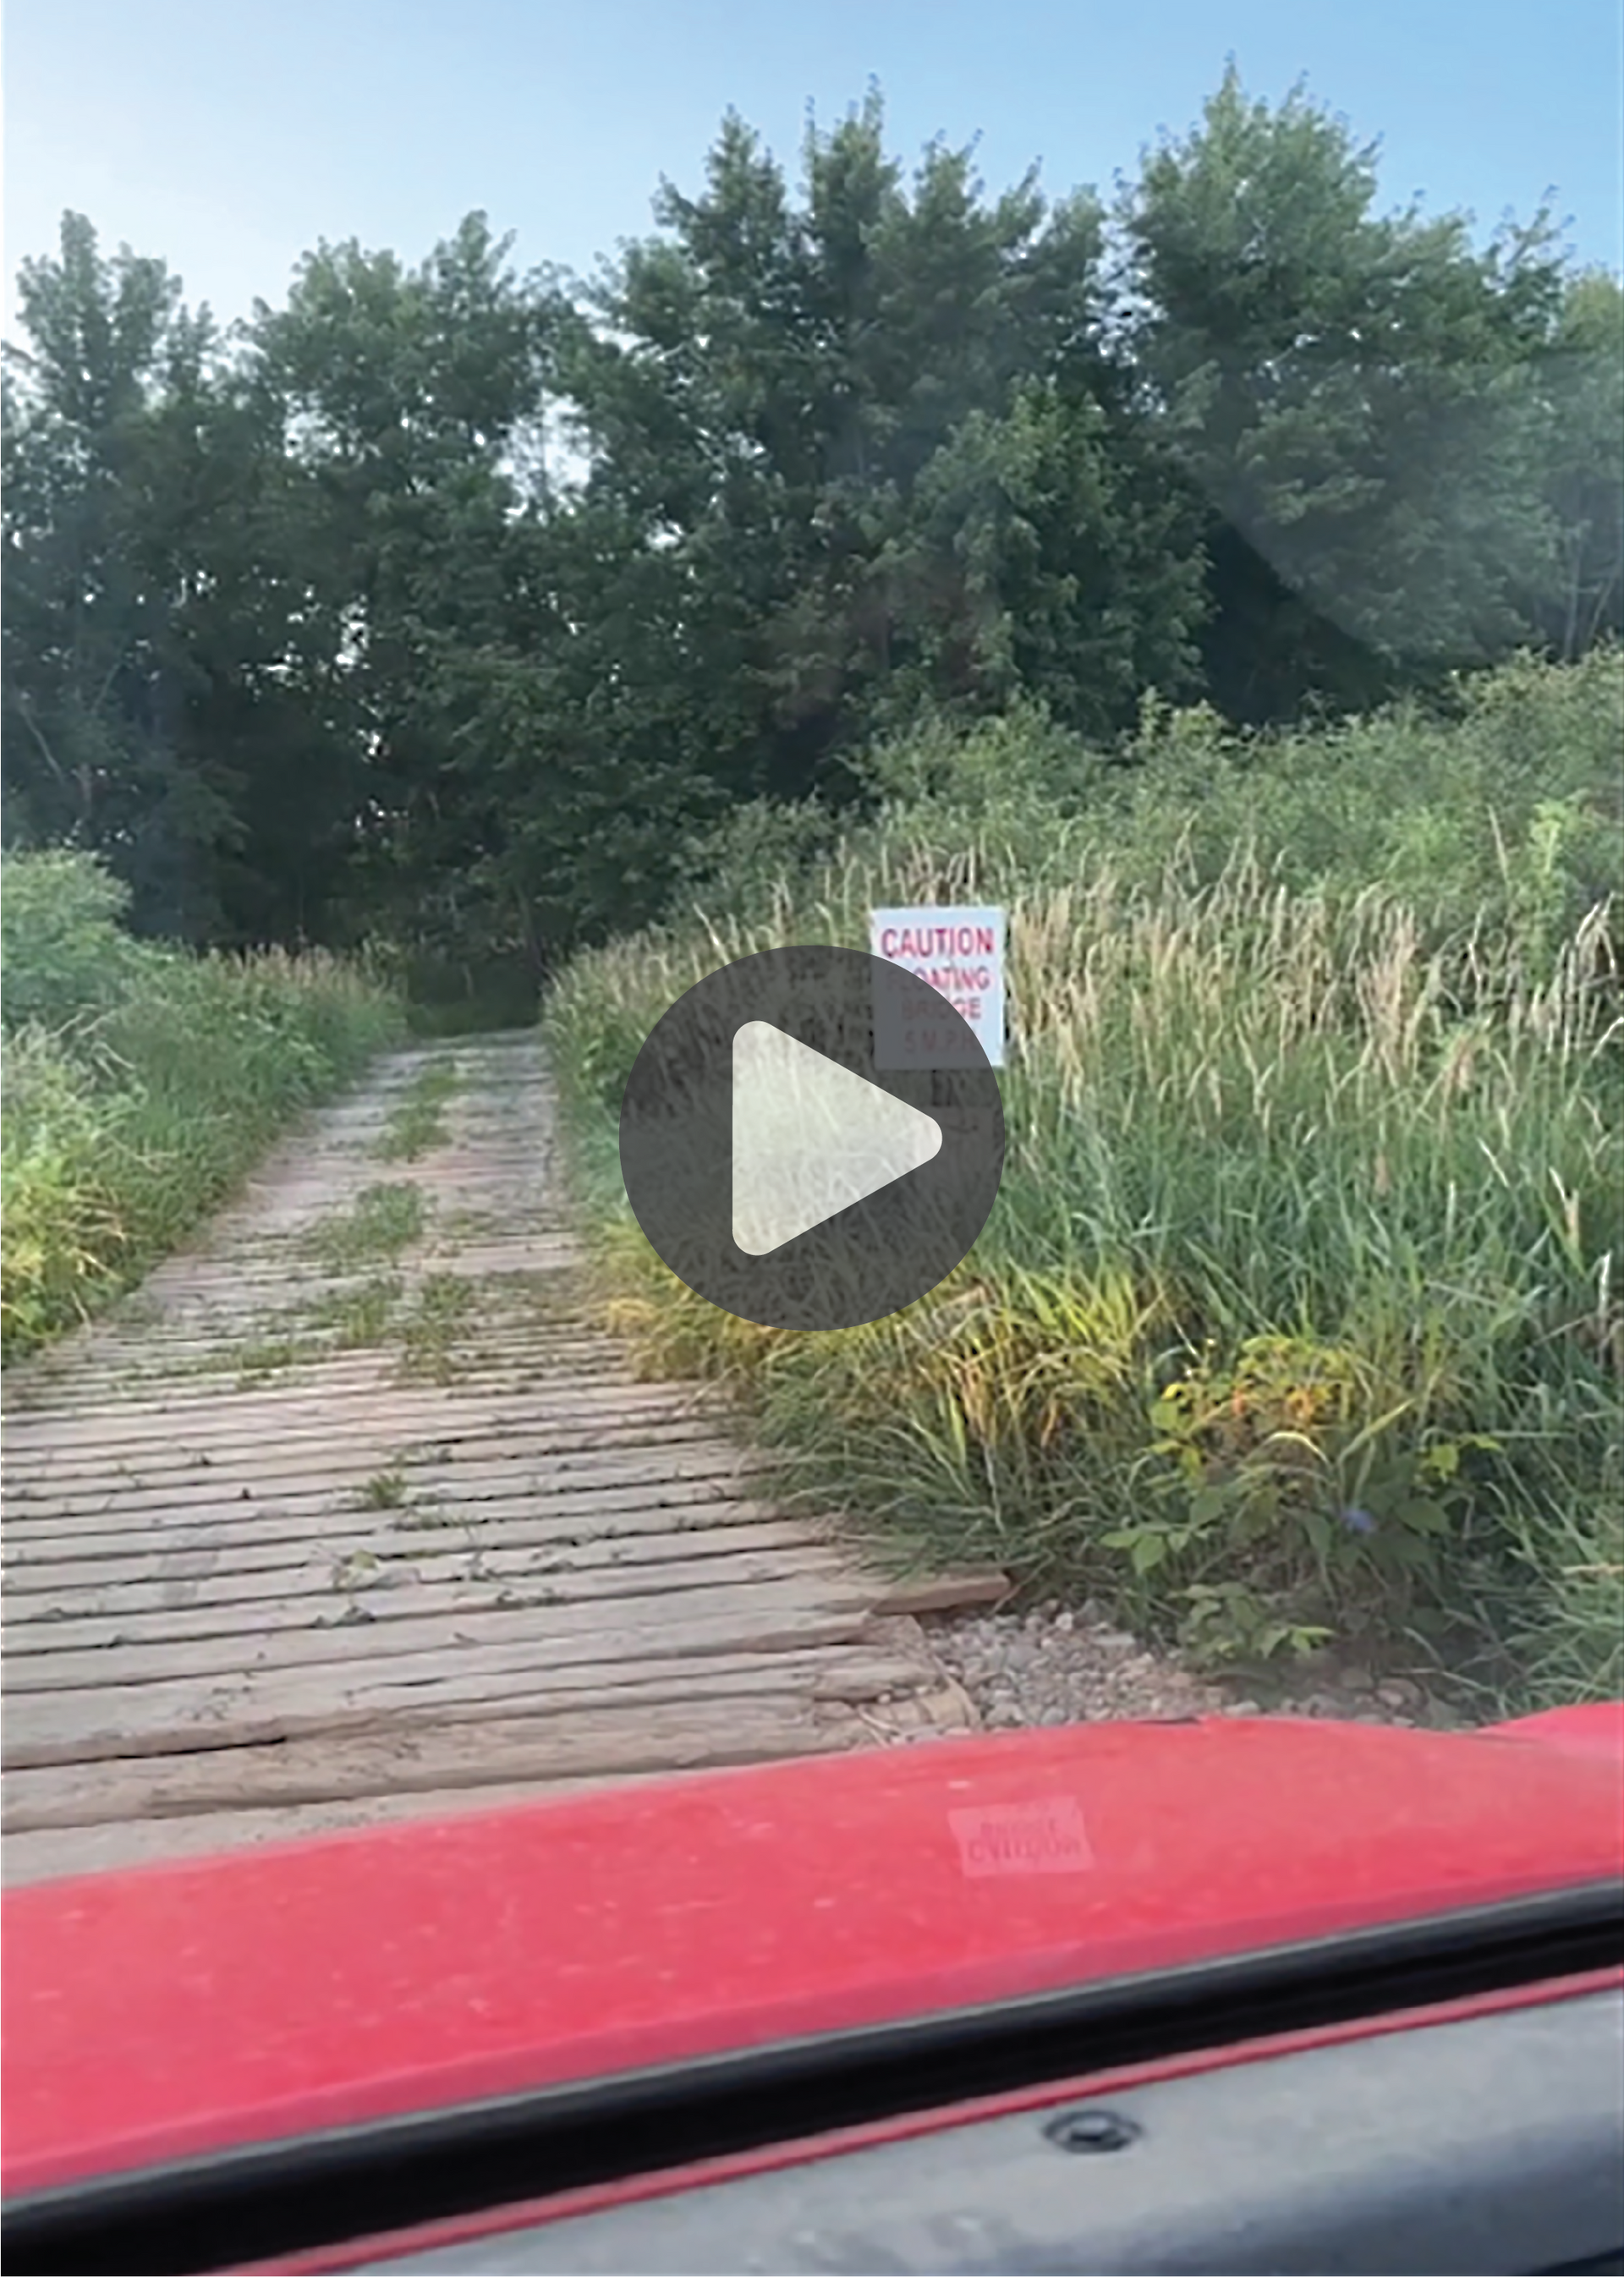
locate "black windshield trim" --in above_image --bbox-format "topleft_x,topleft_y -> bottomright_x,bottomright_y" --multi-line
5,1878 -> 1621,2276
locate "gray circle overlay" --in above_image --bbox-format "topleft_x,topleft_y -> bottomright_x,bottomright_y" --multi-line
618,946 -> 1006,1332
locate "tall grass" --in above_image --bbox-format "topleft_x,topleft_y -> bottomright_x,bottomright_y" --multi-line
546,653 -> 1624,1710
2,852 -> 405,1358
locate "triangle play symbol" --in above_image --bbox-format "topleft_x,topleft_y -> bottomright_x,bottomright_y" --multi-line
732,1022 -> 942,1257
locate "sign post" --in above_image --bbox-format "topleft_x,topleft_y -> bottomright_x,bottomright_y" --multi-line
869,905 -> 1007,1072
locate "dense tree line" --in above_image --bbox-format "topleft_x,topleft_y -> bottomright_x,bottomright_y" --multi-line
3,71 -> 1620,974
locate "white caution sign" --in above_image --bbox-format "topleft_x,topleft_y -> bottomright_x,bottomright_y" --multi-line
870,906 -> 1006,1070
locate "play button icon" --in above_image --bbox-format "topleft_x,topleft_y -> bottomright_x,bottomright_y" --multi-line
732,1023 -> 944,1256
619,946 -> 1005,1331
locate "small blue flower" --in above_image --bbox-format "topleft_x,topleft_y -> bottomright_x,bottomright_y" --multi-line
1339,1506 -> 1378,1536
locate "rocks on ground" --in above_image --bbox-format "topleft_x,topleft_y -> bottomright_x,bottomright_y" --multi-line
916,1599 -> 1449,1735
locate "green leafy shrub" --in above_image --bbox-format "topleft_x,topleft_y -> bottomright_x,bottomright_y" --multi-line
0,849 -> 166,1030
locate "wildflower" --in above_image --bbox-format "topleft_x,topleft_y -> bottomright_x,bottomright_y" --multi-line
1339,1506 -> 1377,1536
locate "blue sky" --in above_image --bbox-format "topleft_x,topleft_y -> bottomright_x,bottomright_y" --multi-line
4,0 -> 1621,344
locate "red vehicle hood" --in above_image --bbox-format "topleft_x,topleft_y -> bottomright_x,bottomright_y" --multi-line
4,1706 -> 1621,2201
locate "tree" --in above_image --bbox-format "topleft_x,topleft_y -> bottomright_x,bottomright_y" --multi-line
2,215 -> 365,944
1528,270 -> 1624,659
246,215 -> 575,961
569,91 -> 1205,798
7,76 -> 1610,980
1120,66 -> 1573,721
3,217 -> 229,935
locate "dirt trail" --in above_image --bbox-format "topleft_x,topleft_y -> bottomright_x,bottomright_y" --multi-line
1,1033 -> 1000,1886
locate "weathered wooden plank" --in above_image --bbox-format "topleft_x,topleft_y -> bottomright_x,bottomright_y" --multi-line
0,1374 -> 710,1466
0,1771 -> 708,1889
872,1569 -> 1013,1616
3,1297 -> 562,1374
0,1606 -> 878,1766
8,1307 -> 584,1349
0,1482 -> 778,1574
3,1694 -> 861,1831
2,1541 -> 853,1655
3,1396 -> 683,1462
1,1443 -> 732,1525
2,1353 -> 637,1419
4,1347 -> 623,1402
145,1237 -> 580,1286
0,1652 -> 931,1814
3,1571 -> 881,1696
0,1347 -> 633,1420
0,1544 -> 1001,1653
6,1341 -> 620,1385
1,1434 -> 718,1512
0,1444 -> 767,1543
0,1648 -> 936,1791
2,1514 -> 820,1615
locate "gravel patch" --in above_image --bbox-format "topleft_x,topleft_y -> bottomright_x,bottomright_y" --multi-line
925,1599 -> 1446,1730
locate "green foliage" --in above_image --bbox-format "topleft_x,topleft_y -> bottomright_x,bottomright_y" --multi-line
1533,270 -> 1624,658
842,645 -> 1623,979
1,217 -> 365,946
356,1471 -> 409,1512
395,1271 -> 478,1385
546,654 -> 1624,1712
0,1026 -> 127,1353
376,1059 -> 461,1161
0,848 -> 162,1028
1121,66 -> 1580,717
567,92 -> 1205,802
0,851 -> 404,1357
8,74 -> 1616,972
304,1182 -> 426,1273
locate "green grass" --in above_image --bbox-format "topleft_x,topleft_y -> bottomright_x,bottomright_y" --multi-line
393,1271 -> 478,1384
210,1259 -> 483,1388
375,1059 -> 462,1162
546,651 -> 1624,1713
171,1257 -> 480,1391
310,1273 -> 405,1348
355,1469 -> 409,1512
303,1182 -> 428,1274
1,853 -> 407,1361
230,1333 -> 317,1385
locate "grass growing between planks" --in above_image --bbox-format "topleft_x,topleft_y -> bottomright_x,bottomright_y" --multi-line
546,653 -> 1624,1715
302,1182 -> 428,1273
178,1248 -> 518,1392
395,1272 -> 479,1384
208,1195 -> 458,1385
375,1057 -> 462,1162
1,852 -> 407,1360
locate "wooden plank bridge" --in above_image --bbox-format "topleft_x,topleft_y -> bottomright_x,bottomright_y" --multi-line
1,1034 -> 1001,1885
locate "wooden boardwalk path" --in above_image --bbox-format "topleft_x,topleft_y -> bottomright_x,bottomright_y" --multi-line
2,1034 -> 999,1886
